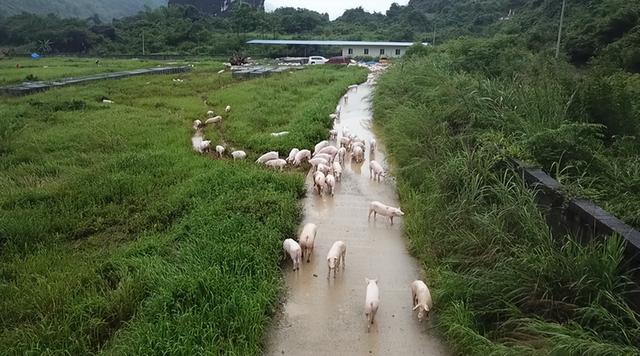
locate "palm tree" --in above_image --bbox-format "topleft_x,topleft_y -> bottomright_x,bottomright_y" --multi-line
37,39 -> 53,54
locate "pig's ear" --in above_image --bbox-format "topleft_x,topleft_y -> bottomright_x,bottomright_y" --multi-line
413,305 -> 420,311
373,279 -> 378,284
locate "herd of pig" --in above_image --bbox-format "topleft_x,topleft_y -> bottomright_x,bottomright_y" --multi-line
189,83 -> 434,332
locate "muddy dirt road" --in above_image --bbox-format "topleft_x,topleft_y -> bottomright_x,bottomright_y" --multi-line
265,82 -> 447,355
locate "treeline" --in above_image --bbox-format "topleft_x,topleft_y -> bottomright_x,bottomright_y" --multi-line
0,0 -> 638,71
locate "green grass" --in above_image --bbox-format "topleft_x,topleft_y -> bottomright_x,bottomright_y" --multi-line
372,54 -> 640,354
0,61 -> 367,354
0,57 -> 198,86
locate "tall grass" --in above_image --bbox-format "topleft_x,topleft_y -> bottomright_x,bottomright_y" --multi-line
0,61 -> 366,354
373,54 -> 640,354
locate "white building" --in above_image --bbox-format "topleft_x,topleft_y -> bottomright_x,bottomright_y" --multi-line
246,40 -> 429,58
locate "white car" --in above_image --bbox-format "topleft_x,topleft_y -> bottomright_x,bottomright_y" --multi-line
308,56 -> 328,65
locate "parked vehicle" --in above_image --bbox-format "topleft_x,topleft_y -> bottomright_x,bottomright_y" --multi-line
326,56 -> 351,65
308,56 -> 328,65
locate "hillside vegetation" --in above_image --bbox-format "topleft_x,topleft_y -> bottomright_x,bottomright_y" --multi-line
0,63 -> 366,353
0,0 -> 166,21
1,0 -> 637,70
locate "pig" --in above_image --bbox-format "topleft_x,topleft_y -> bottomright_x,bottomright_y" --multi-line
309,157 -> 329,171
231,150 -> 246,160
293,149 -> 311,166
337,147 -> 347,164
326,241 -> 346,279
317,163 -> 331,175
283,238 -> 302,271
340,136 -> 351,149
314,140 -> 330,155
368,201 -> 405,224
206,110 -> 215,117
215,145 -> 225,158
313,153 -> 333,163
265,158 -> 287,170
411,280 -> 433,322
313,171 -> 326,195
365,278 -> 380,332
205,116 -> 222,124
369,160 -> 384,181
318,146 -> 338,156
225,105 -> 231,113
329,113 -> 338,120
326,174 -> 336,196
256,151 -> 279,164
351,141 -> 365,150
298,223 -> 317,263
192,119 -> 203,130
352,146 -> 364,163
344,95 -> 349,104
287,148 -> 300,163
332,161 -> 342,181
329,129 -> 338,140
370,139 -> 377,153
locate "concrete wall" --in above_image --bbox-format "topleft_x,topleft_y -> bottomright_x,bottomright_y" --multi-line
341,46 -> 406,58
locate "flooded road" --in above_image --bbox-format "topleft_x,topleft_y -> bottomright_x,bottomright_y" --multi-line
265,82 -> 447,355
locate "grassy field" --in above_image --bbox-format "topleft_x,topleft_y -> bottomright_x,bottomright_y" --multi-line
373,53 -> 640,354
0,60 -> 366,354
0,57 -> 199,86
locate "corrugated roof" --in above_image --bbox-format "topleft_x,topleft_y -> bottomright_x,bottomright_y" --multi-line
246,40 -> 429,47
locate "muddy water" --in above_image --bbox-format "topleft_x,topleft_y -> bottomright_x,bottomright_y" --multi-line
265,83 -> 447,355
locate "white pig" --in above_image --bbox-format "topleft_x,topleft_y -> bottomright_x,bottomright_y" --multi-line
337,147 -> 347,164
368,201 -> 405,224
293,149 -> 311,166
370,139 -> 377,153
192,119 -> 203,130
265,159 -> 287,170
231,150 -> 246,160
205,116 -> 222,124
314,140 -> 330,155
326,241 -> 346,279
352,146 -> 364,163
411,280 -> 433,322
309,157 -> 329,171
313,153 -> 333,163
329,129 -> 338,140
256,151 -> 279,164
332,161 -> 342,181
317,163 -> 331,175
287,148 -> 299,163
365,278 -> 380,332
215,145 -> 225,158
298,223 -> 317,263
318,146 -> 338,156
326,174 -> 336,196
369,160 -> 384,181
313,171 -> 326,195
283,239 -> 302,271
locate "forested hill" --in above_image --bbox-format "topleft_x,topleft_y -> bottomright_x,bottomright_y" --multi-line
400,0 -> 640,69
0,0 -> 167,21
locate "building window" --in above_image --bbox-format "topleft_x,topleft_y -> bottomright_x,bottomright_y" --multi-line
348,48 -> 353,55
364,48 -> 369,55
395,49 -> 401,55
380,48 -> 385,55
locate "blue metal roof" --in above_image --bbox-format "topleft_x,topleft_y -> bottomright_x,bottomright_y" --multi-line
246,40 -> 429,47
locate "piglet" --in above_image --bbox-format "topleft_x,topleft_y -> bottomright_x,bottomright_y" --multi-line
283,239 -> 302,271
326,241 -> 346,279
368,201 -> 404,224
365,278 -> 380,332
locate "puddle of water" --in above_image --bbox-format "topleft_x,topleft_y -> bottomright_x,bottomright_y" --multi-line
265,83 -> 447,356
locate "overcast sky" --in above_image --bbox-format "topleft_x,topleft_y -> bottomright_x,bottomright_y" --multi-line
264,0 -> 410,20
